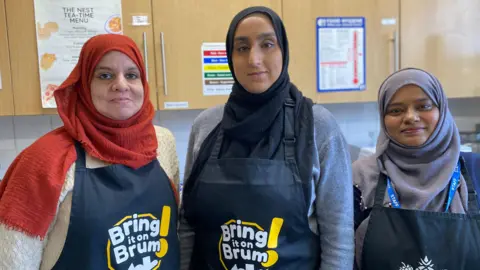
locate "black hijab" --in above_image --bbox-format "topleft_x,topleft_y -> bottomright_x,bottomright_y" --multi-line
184,6 -> 314,200
220,6 -> 314,160
221,6 -> 290,146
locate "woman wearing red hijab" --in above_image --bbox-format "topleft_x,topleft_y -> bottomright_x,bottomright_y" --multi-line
0,34 -> 180,269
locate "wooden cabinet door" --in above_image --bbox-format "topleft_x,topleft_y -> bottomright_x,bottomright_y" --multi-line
401,0 -> 480,98
0,0 -> 14,116
152,0 -> 282,110
283,0 -> 399,104
122,0 -> 159,109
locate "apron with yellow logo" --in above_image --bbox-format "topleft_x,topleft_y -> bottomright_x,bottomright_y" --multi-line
52,143 -> 179,270
184,100 -> 320,270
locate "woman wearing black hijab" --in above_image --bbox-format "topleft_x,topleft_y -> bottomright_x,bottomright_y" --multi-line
180,6 -> 354,269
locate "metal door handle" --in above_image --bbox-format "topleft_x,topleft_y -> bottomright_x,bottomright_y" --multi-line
142,32 -> 148,82
160,32 -> 168,96
393,30 -> 399,72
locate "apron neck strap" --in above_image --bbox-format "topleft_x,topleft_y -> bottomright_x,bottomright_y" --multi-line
283,98 -> 296,163
283,98 -> 310,208
374,174 -> 388,207
460,156 -> 480,213
74,141 -> 87,170
210,127 -> 224,158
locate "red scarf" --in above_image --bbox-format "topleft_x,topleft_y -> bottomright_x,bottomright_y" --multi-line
0,34 -> 161,238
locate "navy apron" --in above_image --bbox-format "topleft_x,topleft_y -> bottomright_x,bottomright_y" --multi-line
185,99 -> 320,270
361,158 -> 480,270
52,143 -> 179,270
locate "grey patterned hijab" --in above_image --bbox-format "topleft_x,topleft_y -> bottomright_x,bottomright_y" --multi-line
353,67 -> 467,213
353,68 -> 467,268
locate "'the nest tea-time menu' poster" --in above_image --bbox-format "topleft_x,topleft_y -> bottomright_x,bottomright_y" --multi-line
33,0 -> 122,108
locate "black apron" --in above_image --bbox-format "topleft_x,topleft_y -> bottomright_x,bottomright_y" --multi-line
362,158 -> 480,270
184,100 -> 320,270
52,143 -> 179,270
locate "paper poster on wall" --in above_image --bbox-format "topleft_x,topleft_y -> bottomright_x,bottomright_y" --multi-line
316,17 -> 366,92
33,0 -> 123,108
202,43 -> 234,96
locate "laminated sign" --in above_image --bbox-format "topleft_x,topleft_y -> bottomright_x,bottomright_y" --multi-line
316,17 -> 366,92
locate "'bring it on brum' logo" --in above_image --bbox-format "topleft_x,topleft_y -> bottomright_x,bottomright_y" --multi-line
219,218 -> 284,270
107,206 -> 172,270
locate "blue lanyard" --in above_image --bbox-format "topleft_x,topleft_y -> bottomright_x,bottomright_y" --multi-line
386,161 -> 461,212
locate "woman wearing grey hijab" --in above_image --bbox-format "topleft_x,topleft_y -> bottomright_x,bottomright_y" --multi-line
353,68 -> 480,270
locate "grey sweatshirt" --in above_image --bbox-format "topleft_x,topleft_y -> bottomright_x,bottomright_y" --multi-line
179,104 -> 354,270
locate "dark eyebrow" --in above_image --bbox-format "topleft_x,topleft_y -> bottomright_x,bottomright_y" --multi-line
388,98 -> 430,107
234,32 -> 277,43
94,66 -> 139,72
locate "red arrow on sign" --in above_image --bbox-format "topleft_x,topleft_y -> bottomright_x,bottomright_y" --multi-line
353,30 -> 359,85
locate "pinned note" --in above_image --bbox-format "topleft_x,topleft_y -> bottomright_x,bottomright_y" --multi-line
381,18 -> 396,25
164,102 -> 189,109
132,15 -> 149,26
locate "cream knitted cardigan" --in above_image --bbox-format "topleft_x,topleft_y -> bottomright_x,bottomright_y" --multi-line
0,126 -> 180,270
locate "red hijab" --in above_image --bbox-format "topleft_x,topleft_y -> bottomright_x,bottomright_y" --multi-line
0,34 -> 158,238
